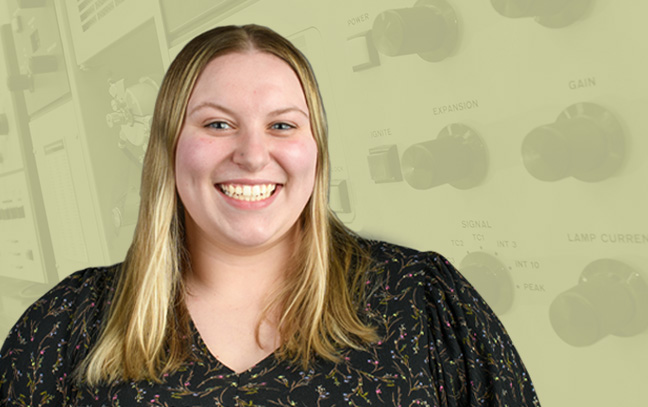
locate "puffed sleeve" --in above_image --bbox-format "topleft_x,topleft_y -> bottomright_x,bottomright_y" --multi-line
0,266 -> 114,405
423,252 -> 541,406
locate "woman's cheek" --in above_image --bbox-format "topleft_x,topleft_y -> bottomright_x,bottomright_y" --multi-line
280,138 -> 318,172
177,135 -> 218,177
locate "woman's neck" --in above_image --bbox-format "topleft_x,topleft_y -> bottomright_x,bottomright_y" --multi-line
183,221 -> 296,304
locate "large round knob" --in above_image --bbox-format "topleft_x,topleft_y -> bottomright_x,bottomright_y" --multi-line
491,0 -> 591,28
401,123 -> 487,190
460,252 -> 514,315
521,103 -> 624,182
371,0 -> 459,62
549,259 -> 648,346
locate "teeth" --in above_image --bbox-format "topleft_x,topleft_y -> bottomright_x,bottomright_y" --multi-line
219,183 -> 277,201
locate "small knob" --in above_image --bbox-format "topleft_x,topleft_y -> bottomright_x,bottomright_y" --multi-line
521,103 -> 625,182
401,123 -> 487,190
372,0 -> 459,62
460,252 -> 514,315
549,259 -> 648,346
491,0 -> 591,28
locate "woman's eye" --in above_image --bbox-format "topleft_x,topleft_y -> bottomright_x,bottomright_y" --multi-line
271,122 -> 295,130
206,121 -> 231,130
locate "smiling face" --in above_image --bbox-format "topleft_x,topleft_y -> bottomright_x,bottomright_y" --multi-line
175,51 -> 318,253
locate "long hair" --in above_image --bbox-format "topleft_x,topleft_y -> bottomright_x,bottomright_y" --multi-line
79,24 -> 376,384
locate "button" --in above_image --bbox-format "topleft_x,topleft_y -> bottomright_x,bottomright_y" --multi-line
460,252 -> 514,315
521,102 -> 625,182
490,0 -> 592,28
549,259 -> 648,346
367,145 -> 402,183
371,0 -> 459,62
401,123 -> 487,190
346,30 -> 381,72
330,179 -> 352,214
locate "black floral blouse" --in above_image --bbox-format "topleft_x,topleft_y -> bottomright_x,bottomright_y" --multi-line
0,240 -> 540,406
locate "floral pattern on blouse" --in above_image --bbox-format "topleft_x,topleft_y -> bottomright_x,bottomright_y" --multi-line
0,240 -> 541,406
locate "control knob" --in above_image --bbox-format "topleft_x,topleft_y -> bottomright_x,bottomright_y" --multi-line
521,103 -> 624,182
549,259 -> 648,346
460,252 -> 514,315
491,0 -> 591,28
401,123 -> 487,190
372,0 -> 459,62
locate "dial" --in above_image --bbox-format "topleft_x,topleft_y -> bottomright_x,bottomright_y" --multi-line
521,103 -> 625,182
460,252 -> 514,315
371,0 -> 459,62
549,259 -> 648,346
491,0 -> 591,28
401,123 -> 487,190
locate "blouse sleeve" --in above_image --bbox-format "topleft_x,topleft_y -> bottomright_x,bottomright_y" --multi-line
423,252 -> 541,406
0,267 -> 112,406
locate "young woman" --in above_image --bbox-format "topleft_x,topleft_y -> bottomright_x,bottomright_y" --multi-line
0,25 -> 540,406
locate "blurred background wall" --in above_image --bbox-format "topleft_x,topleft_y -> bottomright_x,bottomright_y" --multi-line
0,0 -> 646,405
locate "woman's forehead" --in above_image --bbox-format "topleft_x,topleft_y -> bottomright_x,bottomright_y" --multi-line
187,51 -> 307,109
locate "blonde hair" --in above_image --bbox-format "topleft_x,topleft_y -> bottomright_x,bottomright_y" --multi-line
79,24 -> 376,384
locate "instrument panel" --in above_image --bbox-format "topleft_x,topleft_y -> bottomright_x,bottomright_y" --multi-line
0,0 -> 645,405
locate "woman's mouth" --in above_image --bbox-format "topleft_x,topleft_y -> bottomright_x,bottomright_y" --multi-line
217,183 -> 277,202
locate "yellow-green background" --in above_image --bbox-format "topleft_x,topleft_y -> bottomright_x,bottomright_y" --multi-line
0,0 -> 646,405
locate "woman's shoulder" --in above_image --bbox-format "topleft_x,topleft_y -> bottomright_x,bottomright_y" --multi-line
358,238 -> 541,405
359,238 -> 457,285
0,264 -> 120,403
10,264 -> 120,329
0,264 -> 120,371
359,237 -> 493,320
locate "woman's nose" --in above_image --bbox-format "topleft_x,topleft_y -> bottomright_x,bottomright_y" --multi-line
232,129 -> 271,172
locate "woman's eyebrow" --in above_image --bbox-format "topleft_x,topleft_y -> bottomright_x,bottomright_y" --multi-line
269,107 -> 309,119
188,101 -> 233,117
188,101 -> 309,119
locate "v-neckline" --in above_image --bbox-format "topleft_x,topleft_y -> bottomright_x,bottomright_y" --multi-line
188,316 -> 279,376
